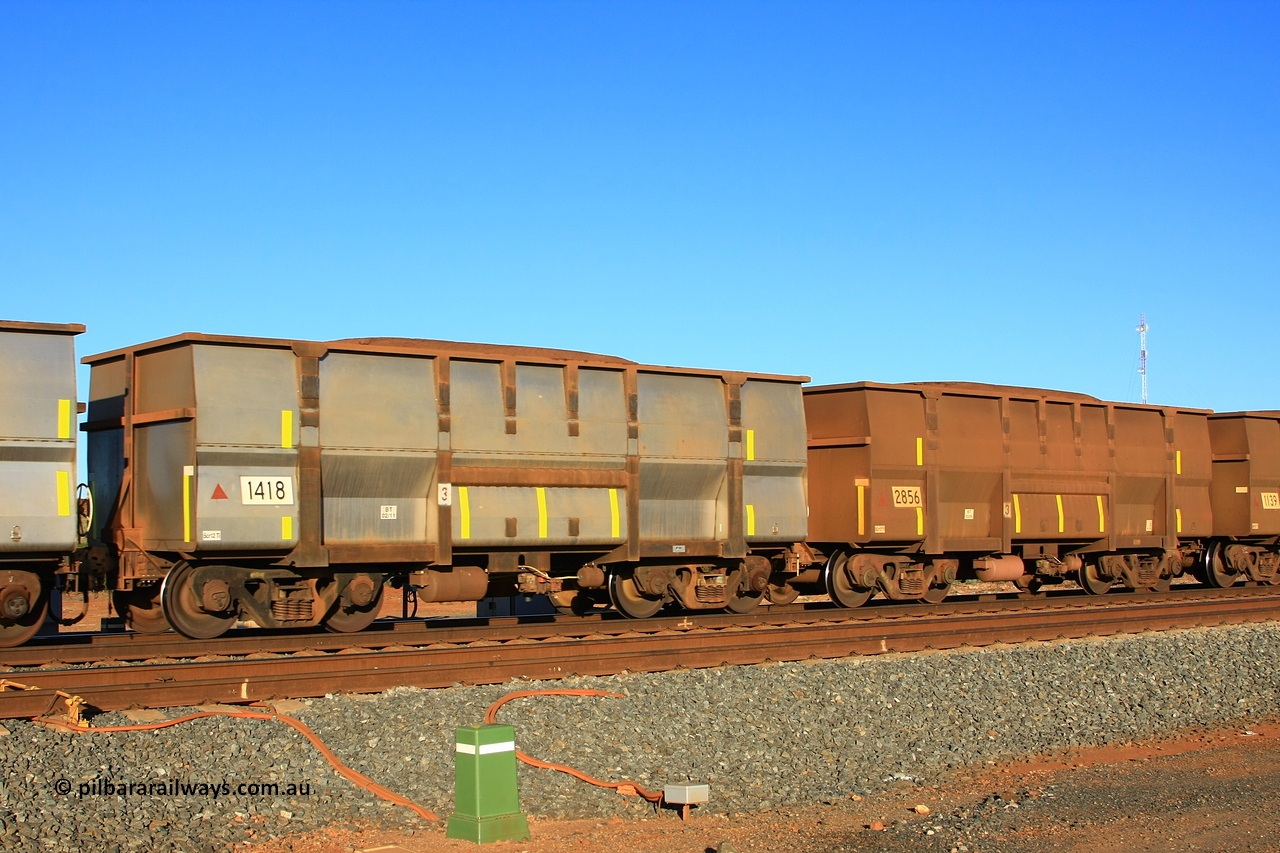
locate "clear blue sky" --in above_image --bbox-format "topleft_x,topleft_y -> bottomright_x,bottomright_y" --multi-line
2,1 -> 1276,411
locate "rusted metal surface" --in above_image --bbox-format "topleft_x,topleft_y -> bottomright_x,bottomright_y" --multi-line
0,320 -> 86,335
1209,411 -> 1280,538
805,381 -> 1214,554
79,330 -> 811,638
802,380 -> 1226,599
82,337 -> 810,566
3,588 -> 1279,719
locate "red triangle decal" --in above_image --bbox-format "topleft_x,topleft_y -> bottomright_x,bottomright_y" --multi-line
211,484 -> 229,500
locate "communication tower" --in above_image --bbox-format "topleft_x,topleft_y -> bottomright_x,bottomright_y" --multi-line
1136,314 -> 1148,404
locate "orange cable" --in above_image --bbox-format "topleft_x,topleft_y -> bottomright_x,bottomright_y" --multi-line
485,689 -> 665,803
35,709 -> 439,821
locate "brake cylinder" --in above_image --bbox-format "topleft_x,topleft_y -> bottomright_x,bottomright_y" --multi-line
972,555 -> 1025,582
410,567 -> 489,602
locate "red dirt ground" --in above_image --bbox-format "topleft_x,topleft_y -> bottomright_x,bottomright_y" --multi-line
232,717 -> 1280,853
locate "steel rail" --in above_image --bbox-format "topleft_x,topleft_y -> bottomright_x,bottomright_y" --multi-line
3,591 -> 1279,720
2,585 -> 1270,667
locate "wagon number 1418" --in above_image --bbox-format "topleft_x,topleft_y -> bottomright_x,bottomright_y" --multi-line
892,486 -> 923,508
240,476 -> 295,506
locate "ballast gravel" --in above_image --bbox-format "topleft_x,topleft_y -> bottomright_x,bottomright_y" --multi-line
3,622 -> 1280,852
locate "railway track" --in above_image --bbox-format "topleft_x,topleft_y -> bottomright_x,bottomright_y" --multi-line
3,587 -> 1278,721
0,583 -> 1243,666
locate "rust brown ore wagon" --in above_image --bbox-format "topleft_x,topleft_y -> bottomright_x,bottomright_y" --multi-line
1204,410 -> 1280,585
799,381 -> 1280,606
82,333 -> 811,637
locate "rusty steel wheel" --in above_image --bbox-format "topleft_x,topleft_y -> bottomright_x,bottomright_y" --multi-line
607,571 -> 664,619
0,572 -> 49,648
161,563 -> 237,640
724,565 -> 765,614
920,582 -> 951,604
1078,561 -> 1113,596
1202,543 -> 1240,589
547,589 -> 609,616
324,580 -> 384,633
765,580 -> 800,606
1014,575 -> 1046,598
823,551 -> 873,609
112,584 -> 171,634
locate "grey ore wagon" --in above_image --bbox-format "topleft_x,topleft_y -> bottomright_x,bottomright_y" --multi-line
0,320 -> 84,646
84,333 -> 810,637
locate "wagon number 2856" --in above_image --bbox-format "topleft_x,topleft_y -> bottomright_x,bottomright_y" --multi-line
892,486 -> 923,508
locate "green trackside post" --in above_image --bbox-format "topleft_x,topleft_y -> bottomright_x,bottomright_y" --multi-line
445,723 -> 531,843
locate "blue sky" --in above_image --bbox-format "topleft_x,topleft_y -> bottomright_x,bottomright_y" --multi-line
2,1 -> 1276,411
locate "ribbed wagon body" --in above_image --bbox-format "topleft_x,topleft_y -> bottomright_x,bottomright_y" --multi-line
85,333 -> 809,635
4,317 -> 1275,648
0,320 -> 84,645
802,381 -> 1216,601
1203,411 -> 1280,585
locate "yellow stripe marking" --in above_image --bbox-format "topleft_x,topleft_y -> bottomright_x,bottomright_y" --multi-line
458,487 -> 471,539
282,516 -> 293,540
57,399 -> 72,439
746,504 -> 756,537
1013,494 -> 1022,534
916,437 -> 923,466
746,429 -> 755,461
1056,494 -> 1065,533
281,410 -> 294,449
1097,495 -> 1106,533
183,471 -> 192,543
56,470 -> 71,517
916,506 -> 924,536
608,488 -> 621,539
1175,450 -> 1182,475
1176,508 -> 1182,534
857,484 -> 865,537
536,487 -> 548,538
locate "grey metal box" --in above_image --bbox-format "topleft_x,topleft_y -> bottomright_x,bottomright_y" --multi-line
663,784 -> 710,804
